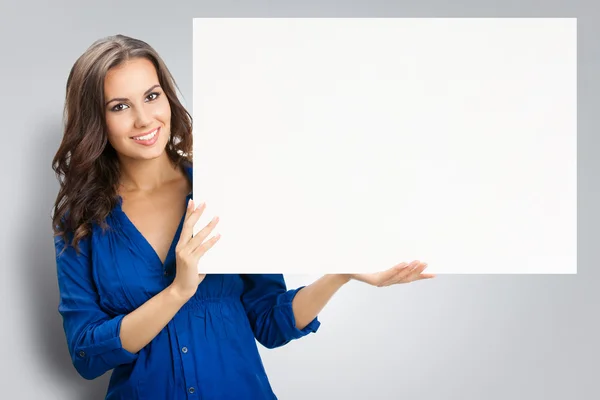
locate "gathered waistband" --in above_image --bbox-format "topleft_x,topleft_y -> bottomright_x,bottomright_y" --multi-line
179,295 -> 242,313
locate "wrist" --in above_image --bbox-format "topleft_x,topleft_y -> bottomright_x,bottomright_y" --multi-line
167,283 -> 195,304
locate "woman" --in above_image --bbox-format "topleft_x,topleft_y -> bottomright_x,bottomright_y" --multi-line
52,34 -> 434,400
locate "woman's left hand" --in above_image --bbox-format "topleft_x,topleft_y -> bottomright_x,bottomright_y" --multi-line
347,260 -> 435,287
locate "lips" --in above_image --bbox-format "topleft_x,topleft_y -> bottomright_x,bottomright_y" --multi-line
131,127 -> 160,146
131,127 -> 159,140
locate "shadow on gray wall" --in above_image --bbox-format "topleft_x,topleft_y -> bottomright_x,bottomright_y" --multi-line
22,117 -> 110,400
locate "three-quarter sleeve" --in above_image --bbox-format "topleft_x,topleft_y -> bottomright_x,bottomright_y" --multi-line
239,274 -> 321,349
55,233 -> 138,380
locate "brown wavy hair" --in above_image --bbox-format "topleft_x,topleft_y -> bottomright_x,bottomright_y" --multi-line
52,34 -> 193,253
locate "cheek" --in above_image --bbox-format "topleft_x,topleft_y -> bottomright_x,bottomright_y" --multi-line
105,115 -> 131,144
154,100 -> 172,125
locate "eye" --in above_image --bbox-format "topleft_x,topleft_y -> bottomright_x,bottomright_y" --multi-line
147,92 -> 161,101
111,103 -> 129,112
109,92 -> 161,112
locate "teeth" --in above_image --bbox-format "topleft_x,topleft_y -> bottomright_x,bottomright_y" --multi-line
133,128 -> 158,141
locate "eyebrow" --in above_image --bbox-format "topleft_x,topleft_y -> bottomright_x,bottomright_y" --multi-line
105,84 -> 162,106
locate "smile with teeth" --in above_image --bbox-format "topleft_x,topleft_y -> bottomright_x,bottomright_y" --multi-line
132,127 -> 159,141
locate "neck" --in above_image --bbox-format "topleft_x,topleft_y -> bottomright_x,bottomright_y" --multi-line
117,152 -> 180,193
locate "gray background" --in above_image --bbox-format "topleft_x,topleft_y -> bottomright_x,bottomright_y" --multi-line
0,0 -> 597,399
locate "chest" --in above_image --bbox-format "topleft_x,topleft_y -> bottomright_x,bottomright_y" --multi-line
120,188 -> 188,265
91,211 -> 246,315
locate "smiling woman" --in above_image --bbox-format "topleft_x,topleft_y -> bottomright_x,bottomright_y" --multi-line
51,34 -> 434,400
53,36 -> 193,251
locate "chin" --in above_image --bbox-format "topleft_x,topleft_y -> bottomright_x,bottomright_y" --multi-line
136,147 -> 168,161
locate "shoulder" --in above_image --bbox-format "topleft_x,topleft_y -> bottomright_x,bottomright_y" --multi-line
54,229 -> 91,263
54,213 -> 116,259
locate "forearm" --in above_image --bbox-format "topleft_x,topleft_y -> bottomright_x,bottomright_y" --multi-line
291,274 -> 351,330
119,285 -> 190,354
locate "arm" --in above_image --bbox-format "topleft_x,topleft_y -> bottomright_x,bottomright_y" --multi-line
290,262 -> 437,327
240,274 -> 323,349
239,263 -> 434,350
119,287 -> 188,354
55,233 -> 189,380
56,200 -> 217,379
291,263 -> 436,330
290,274 -> 350,330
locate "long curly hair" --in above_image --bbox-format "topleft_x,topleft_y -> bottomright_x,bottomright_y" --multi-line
52,34 -> 193,253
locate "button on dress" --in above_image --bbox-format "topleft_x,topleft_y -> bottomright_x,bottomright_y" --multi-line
54,163 -> 321,399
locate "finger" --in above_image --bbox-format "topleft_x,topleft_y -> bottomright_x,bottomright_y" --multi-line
392,262 -> 410,271
379,263 -> 411,286
188,215 -> 220,252
179,200 -> 206,245
192,233 -> 222,257
381,260 -> 421,286
374,266 -> 404,287
376,261 -> 414,287
388,261 -> 422,284
401,263 -> 429,283
351,261 -> 407,286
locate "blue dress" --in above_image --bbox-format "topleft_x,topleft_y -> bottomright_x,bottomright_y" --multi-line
54,163 -> 321,399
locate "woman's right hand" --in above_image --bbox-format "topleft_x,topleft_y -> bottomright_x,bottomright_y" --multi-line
171,199 -> 221,300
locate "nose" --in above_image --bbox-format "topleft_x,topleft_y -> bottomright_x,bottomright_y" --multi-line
133,107 -> 152,129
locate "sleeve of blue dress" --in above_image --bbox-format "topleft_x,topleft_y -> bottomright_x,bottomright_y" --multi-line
239,274 -> 321,349
54,233 -> 138,380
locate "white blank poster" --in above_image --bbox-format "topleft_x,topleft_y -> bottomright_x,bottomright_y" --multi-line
192,18 -> 577,275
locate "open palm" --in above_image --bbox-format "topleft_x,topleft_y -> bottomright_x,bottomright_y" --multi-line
350,260 -> 435,287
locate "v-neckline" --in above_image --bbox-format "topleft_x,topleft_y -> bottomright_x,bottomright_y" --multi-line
115,162 -> 193,268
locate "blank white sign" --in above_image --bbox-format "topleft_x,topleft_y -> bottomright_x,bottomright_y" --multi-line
192,18 -> 577,274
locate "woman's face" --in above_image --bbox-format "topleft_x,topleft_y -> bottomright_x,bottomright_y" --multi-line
104,57 -> 171,161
